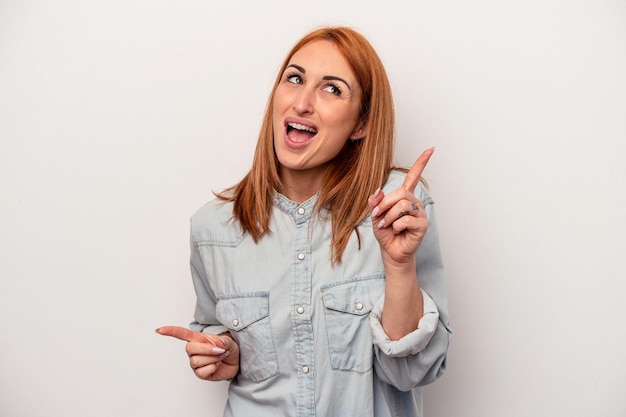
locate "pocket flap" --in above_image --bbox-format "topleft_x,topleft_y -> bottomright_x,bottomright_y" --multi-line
216,293 -> 269,331
322,278 -> 383,316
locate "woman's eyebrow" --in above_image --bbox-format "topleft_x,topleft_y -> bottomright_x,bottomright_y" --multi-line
322,75 -> 352,92
286,64 -> 352,92
287,64 -> 306,73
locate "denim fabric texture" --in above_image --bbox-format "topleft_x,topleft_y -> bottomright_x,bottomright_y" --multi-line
189,171 -> 452,417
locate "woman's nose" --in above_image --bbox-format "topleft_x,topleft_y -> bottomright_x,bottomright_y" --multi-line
292,87 -> 314,114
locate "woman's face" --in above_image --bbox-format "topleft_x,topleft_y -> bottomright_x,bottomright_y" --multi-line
272,40 -> 364,181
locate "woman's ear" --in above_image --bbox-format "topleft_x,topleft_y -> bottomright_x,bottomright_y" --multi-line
349,120 -> 368,141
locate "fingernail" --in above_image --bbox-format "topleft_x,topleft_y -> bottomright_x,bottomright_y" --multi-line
212,346 -> 226,355
220,351 -> 230,360
371,206 -> 380,217
373,188 -> 381,198
377,219 -> 385,229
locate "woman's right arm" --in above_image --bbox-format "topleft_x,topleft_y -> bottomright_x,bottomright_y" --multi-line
156,235 -> 240,381
156,326 -> 240,381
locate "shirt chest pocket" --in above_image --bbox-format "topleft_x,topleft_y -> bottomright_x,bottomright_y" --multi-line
321,276 -> 385,373
216,292 -> 279,382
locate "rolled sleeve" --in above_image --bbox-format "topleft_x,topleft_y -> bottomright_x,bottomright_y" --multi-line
190,322 -> 229,335
369,290 -> 439,357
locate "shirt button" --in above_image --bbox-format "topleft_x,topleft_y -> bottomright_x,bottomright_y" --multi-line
302,366 -> 310,374
232,319 -> 239,327
356,302 -> 364,311
297,207 -> 305,215
296,306 -> 305,314
297,253 -> 305,260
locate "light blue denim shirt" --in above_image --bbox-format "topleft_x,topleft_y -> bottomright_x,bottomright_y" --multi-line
189,171 -> 452,417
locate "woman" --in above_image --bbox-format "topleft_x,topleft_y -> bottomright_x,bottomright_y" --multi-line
157,26 -> 451,417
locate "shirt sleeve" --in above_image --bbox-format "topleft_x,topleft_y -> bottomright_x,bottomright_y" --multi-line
369,184 -> 453,392
369,290 -> 439,356
188,224 -> 229,336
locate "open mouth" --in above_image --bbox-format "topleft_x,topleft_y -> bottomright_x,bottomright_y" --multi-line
286,122 -> 318,143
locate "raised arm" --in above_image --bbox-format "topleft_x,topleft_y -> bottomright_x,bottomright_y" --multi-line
368,147 -> 434,339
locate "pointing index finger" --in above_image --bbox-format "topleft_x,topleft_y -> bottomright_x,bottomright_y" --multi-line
155,326 -> 206,343
402,147 -> 435,193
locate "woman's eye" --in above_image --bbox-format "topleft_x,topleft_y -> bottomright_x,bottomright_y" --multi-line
287,74 -> 302,84
323,83 -> 342,96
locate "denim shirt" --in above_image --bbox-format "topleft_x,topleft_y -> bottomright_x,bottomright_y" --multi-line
189,171 -> 452,417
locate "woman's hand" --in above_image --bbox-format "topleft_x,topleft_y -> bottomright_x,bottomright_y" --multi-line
368,148 -> 433,339
156,326 -> 240,381
368,147 -> 434,266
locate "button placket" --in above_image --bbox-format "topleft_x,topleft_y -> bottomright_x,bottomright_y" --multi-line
291,199 -> 315,414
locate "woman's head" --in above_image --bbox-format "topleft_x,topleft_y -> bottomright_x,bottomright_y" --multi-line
261,27 -> 395,185
274,27 -> 380,133
271,39 -> 366,187
224,27 -> 396,263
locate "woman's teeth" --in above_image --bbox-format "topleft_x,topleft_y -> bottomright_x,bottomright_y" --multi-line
288,122 -> 317,134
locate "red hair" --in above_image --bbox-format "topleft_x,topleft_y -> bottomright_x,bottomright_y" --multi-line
217,26 -> 395,263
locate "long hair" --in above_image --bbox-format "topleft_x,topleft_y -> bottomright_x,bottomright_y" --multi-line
216,26 -> 395,263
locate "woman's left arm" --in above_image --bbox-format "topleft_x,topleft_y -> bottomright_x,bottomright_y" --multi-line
368,148 -> 452,390
368,148 -> 434,340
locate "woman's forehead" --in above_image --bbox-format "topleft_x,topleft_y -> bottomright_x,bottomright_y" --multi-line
288,41 -> 351,72
286,40 -> 359,90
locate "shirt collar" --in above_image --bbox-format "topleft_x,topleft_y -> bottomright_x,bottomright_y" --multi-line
273,192 -> 319,220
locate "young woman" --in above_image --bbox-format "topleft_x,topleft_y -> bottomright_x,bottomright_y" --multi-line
157,26 -> 451,417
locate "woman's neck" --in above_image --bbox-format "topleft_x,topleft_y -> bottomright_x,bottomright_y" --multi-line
279,166 -> 326,203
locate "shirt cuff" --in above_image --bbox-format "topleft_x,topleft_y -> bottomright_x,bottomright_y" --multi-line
190,322 -> 229,336
369,289 -> 439,357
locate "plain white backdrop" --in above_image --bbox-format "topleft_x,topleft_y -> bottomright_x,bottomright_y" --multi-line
1,1 -> 625,416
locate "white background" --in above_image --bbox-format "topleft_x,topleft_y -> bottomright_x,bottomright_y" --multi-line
1,1 -> 625,416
